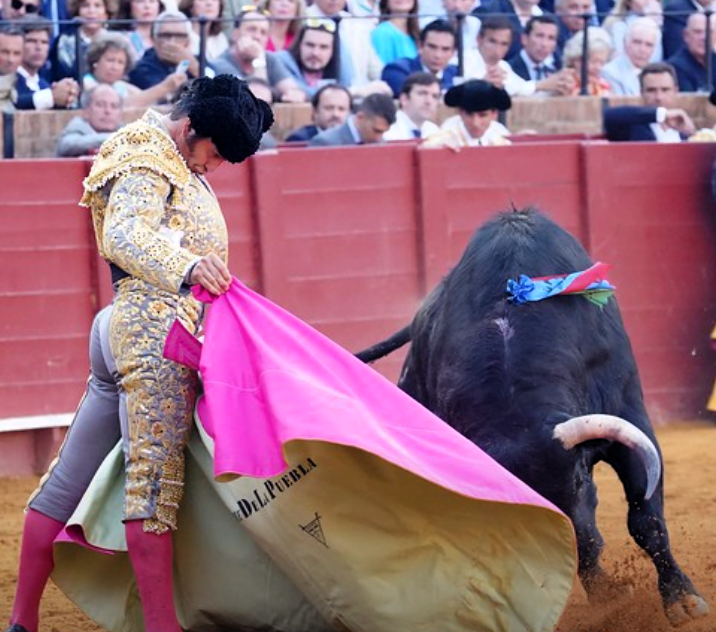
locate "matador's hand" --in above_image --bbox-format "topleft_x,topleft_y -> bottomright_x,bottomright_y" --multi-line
190,253 -> 232,295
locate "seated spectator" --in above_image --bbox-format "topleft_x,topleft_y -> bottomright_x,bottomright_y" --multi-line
507,15 -> 562,81
179,0 -> 229,61
85,31 -> 188,105
563,26 -> 613,95
211,6 -> 306,102
424,79 -> 511,147
473,0 -> 546,62
602,0 -> 662,62
553,0 -> 590,53
468,16 -> 574,96
435,0 -> 481,60
49,0 -> 112,81
246,76 -> 278,148
309,91 -> 396,145
383,71 -> 440,140
382,19 -> 459,97
603,61 -> 695,141
667,12 -> 716,93
112,0 -> 165,59
662,0 -> 709,59
56,83 -> 123,156
370,0 -> 420,64
285,82 -> 352,141
2,0 -> 42,20
0,25 -> 23,111
260,0 -> 306,51
16,16 -> 80,109
601,17 -> 659,95
277,18 -> 351,97
129,11 -> 199,90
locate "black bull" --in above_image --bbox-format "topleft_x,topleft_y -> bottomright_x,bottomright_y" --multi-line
357,209 -> 708,626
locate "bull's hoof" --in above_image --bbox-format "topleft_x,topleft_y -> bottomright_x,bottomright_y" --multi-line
665,594 -> 710,626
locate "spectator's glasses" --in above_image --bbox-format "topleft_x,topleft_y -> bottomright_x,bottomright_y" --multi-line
11,0 -> 39,12
240,5 -> 271,16
155,30 -> 189,40
304,17 -> 336,33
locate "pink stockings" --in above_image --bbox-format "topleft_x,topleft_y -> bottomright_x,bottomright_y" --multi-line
9,509 -> 64,632
8,511 -> 181,632
125,520 -> 182,632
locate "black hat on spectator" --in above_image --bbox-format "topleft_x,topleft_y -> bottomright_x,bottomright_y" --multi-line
171,74 -> 274,164
444,80 -> 511,113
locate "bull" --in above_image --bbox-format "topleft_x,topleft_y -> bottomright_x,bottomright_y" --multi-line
357,208 -> 708,626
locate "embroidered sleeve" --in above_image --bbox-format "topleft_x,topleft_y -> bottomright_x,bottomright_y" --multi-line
102,167 -> 200,293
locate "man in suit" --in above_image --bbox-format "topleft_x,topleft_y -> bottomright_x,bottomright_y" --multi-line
309,92 -> 396,146
662,0 -> 712,59
603,62 -> 695,141
473,0 -> 546,61
508,15 -> 562,80
601,17 -> 660,95
666,12 -> 716,93
286,84 -> 352,142
381,20 -> 460,98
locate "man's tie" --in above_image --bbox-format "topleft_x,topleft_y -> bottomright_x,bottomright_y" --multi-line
412,128 -> 422,139
535,65 -> 545,80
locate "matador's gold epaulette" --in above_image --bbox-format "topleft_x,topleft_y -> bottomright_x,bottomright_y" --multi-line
80,115 -> 191,207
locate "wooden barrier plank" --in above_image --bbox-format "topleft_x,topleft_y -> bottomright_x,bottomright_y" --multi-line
583,141 -> 716,423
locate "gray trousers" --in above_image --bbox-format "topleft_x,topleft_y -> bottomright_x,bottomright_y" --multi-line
28,305 -> 128,523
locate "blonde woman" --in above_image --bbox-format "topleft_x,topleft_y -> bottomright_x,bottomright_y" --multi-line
563,26 -> 613,96
260,0 -> 306,51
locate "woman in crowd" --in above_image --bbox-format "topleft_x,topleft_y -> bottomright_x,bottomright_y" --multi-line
370,0 -> 420,64
563,26 -> 613,96
179,0 -> 229,60
50,0 -> 113,81
84,31 -> 187,105
260,0 -> 306,51
602,0 -> 662,61
113,0 -> 165,58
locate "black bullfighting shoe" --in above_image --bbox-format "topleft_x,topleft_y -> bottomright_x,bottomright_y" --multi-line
4,625 -> 30,632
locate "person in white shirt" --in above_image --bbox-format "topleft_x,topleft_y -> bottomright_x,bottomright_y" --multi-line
424,78 -> 512,147
601,17 -> 659,95
603,62 -> 695,142
465,16 -> 575,96
384,71 -> 441,140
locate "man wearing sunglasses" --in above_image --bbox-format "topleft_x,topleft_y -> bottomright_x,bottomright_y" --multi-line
2,0 -> 41,21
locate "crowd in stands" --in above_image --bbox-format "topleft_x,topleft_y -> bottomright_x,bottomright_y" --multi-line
1,0 -> 716,153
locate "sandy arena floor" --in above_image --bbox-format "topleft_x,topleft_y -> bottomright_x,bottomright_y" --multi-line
1,423 -> 714,632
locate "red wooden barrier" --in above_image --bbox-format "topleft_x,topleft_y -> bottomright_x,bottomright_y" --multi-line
2,142 -> 716,475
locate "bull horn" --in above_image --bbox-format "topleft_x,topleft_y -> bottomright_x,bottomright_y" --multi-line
553,414 -> 661,500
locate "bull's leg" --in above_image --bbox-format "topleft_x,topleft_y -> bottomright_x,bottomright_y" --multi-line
607,445 -> 709,626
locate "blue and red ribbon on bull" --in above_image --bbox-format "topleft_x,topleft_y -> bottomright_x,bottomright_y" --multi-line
506,262 -> 616,307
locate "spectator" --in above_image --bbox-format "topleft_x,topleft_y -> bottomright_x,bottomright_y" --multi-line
112,0 -> 165,59
285,82 -> 352,141
56,83 -> 123,156
603,61 -> 695,140
602,0 -> 662,62
277,18 -> 350,96
0,25 -> 23,111
381,19 -> 459,96
2,0 -> 41,20
370,0 -> 420,64
425,78 -> 511,146
468,16 -> 575,96
563,25 -> 613,95
179,0 -> 229,61
129,11 -> 197,91
662,0 -> 711,59
473,0 -> 545,61
211,6 -> 306,101
507,15 -> 562,81
667,12 -> 716,93
16,16 -> 80,109
85,31 -> 187,105
49,0 -> 112,82
383,70 -> 440,139
438,0 -> 481,56
554,0 -> 591,52
307,0 -> 385,88
260,0 -> 306,51
246,76 -> 278,148
601,16 -> 659,95
309,90 -> 395,145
